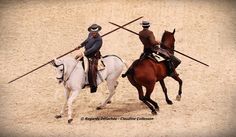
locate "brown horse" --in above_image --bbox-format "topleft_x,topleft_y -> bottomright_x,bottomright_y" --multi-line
126,29 -> 183,115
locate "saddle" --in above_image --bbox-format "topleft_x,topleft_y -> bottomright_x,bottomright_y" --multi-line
122,53 -> 169,78
79,56 -> 105,90
140,53 -> 181,76
80,57 -> 105,73
140,53 -> 166,63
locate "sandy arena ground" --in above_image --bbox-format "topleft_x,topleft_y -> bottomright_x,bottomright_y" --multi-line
0,0 -> 236,137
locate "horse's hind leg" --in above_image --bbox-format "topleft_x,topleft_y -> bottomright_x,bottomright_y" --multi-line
96,80 -> 118,110
171,73 -> 183,101
127,75 -> 157,115
137,85 -> 157,115
144,84 -> 160,112
55,88 -> 70,119
160,80 -> 173,105
127,75 -> 144,101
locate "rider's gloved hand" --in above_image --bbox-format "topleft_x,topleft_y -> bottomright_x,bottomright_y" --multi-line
152,45 -> 160,53
75,49 -> 85,60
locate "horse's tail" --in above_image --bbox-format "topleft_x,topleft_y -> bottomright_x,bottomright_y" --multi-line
121,59 -> 129,69
122,59 -> 139,78
103,55 -> 129,69
121,66 -> 134,78
121,59 -> 130,77
102,55 -> 129,77
112,57 -> 129,77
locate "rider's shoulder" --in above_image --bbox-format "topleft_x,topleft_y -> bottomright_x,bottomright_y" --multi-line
140,29 -> 153,34
147,29 -> 154,34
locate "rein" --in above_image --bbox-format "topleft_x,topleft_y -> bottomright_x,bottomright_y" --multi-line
55,64 -> 65,81
63,61 -> 79,84
54,61 -> 78,84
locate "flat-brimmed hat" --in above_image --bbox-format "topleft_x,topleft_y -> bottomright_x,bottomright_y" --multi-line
140,21 -> 150,27
88,24 -> 102,32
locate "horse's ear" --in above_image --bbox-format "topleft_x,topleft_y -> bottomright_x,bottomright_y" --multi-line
51,58 -> 57,67
172,29 -> 175,34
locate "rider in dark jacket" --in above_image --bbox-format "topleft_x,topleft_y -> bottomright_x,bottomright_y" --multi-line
77,24 -> 103,93
122,21 -> 180,77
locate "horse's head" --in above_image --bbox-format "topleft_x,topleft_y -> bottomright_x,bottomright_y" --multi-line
51,58 -> 66,84
161,29 -> 176,54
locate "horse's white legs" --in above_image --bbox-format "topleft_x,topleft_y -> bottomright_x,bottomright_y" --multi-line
61,89 -> 70,115
67,90 -> 79,123
97,81 -> 118,110
55,88 -> 70,119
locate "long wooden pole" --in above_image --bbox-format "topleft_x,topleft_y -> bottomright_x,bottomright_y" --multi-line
109,22 -> 209,67
8,16 -> 143,84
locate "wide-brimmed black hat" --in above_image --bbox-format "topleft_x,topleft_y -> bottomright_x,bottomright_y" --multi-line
140,21 -> 150,27
88,24 -> 102,32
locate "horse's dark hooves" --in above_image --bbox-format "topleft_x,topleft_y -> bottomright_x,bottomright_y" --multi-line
68,119 -> 73,124
96,107 -> 102,110
176,95 -> 181,101
167,100 -> 173,105
55,115 -> 62,119
151,110 -> 157,115
107,101 -> 112,104
155,106 -> 160,112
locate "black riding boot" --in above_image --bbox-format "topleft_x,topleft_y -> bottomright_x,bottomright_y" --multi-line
88,58 -> 98,93
167,59 -> 175,77
170,55 -> 181,68
90,85 -> 97,93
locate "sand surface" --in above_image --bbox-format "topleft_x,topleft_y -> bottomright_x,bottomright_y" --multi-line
0,0 -> 236,137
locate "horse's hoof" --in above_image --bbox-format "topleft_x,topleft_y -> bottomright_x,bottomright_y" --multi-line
151,110 -> 157,115
176,95 -> 181,101
68,119 -> 73,124
155,106 -> 160,112
107,101 -> 112,104
167,100 -> 173,105
96,107 -> 102,110
55,115 -> 62,119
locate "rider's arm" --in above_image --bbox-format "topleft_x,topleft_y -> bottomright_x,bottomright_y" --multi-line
78,33 -> 91,49
149,32 -> 161,46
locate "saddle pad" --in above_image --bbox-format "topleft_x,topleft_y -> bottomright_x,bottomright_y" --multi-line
82,57 -> 105,73
152,53 -> 165,62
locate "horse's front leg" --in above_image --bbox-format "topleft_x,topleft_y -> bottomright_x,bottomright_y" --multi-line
67,89 -> 79,124
55,88 -> 70,119
96,81 -> 118,110
160,80 -> 173,105
171,73 -> 183,101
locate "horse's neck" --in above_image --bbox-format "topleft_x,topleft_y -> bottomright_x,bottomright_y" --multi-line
63,57 -> 79,75
161,41 -> 174,54
161,32 -> 175,51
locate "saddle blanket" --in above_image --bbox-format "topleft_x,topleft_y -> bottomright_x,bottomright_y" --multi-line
152,53 -> 166,62
82,57 -> 105,74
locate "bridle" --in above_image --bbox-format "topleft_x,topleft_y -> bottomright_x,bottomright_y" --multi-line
160,33 -> 175,51
52,60 -> 78,84
55,64 -> 65,82
51,61 -> 65,83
